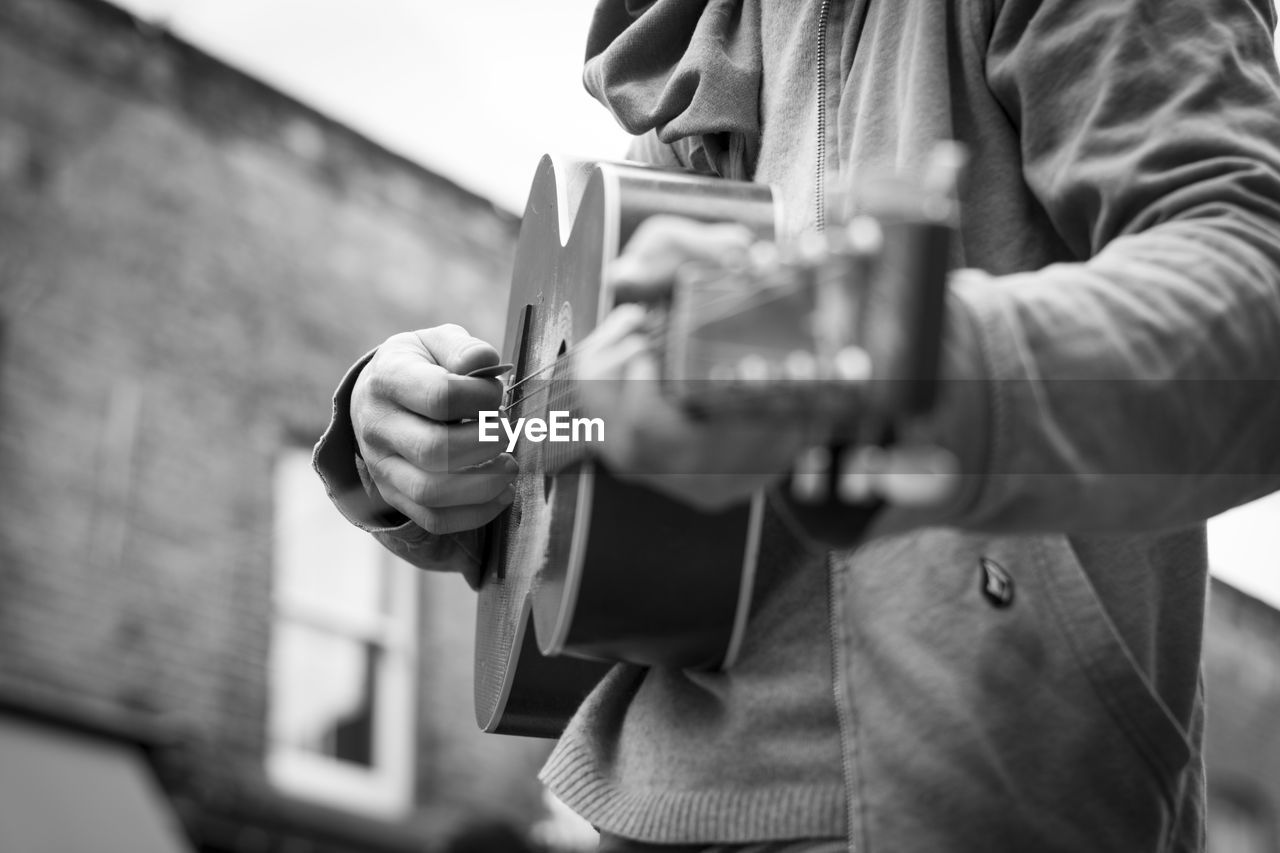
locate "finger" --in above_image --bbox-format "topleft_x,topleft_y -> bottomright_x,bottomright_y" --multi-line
623,216 -> 756,266
575,306 -> 652,381
413,324 -> 501,377
591,303 -> 649,342
591,333 -> 651,379
386,490 -> 516,536
609,216 -> 754,291
622,345 -> 661,382
381,484 -> 516,536
364,410 -> 508,471
371,357 -> 503,422
373,454 -> 518,509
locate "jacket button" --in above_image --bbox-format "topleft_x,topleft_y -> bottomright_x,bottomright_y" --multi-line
979,557 -> 1015,608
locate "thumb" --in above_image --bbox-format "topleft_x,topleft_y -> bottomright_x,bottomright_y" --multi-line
415,324 -> 500,376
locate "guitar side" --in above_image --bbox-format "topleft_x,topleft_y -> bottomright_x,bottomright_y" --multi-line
474,156 -> 777,737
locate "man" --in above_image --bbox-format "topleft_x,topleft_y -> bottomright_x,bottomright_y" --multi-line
314,0 -> 1280,850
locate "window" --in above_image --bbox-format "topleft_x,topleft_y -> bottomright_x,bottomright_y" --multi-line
1208,492 -> 1280,610
267,448 -> 418,816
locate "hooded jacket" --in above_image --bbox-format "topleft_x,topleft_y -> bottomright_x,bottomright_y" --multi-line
315,0 -> 1280,849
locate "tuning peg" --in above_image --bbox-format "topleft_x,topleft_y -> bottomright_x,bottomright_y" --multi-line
793,231 -> 829,267
784,350 -> 817,380
837,445 -> 886,503
791,446 -> 833,503
708,363 -> 736,382
834,346 -> 872,381
747,240 -> 781,273
874,445 -> 960,505
836,444 -> 960,505
843,215 -> 884,256
737,354 -> 771,382
922,142 -> 969,199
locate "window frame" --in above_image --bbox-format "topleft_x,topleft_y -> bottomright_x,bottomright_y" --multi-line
265,449 -> 419,818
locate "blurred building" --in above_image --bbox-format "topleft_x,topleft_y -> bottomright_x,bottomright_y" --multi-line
1205,578 -> 1280,853
0,0 -> 1277,852
0,0 -> 554,849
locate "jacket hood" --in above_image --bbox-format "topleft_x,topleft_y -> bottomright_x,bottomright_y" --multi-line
584,0 -> 762,179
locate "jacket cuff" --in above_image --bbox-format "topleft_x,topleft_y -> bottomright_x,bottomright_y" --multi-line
311,348 -> 487,587
312,348 -> 410,531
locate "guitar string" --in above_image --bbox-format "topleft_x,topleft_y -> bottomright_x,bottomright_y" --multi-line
495,227 -> 884,413
498,302 -> 816,414
497,273 -> 822,414
494,287 -> 725,403
494,256 -> 825,401
499,353 -> 867,421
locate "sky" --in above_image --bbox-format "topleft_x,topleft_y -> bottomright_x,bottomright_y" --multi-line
106,0 -> 1280,610
109,0 -> 631,212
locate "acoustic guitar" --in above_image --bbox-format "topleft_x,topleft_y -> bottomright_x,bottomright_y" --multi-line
474,153 -> 958,737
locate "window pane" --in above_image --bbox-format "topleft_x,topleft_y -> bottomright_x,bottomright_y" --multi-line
269,621 -> 379,768
1208,492 -> 1280,610
273,451 -> 386,624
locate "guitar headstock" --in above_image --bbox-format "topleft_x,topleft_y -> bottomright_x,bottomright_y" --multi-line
661,144 -> 963,443
662,225 -> 878,429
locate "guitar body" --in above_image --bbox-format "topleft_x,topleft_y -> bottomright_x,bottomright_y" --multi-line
474,156 -> 778,737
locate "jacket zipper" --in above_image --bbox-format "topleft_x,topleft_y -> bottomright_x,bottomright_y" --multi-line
818,2 -> 858,846
815,0 -> 831,231
829,552 -> 860,851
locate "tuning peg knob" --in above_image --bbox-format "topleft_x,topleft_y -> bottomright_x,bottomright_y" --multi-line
784,350 -> 817,380
791,446 -> 833,503
837,445 -> 887,503
737,354 -> 771,382
707,362 -> 734,382
793,231 -> 829,267
747,240 -> 781,273
834,346 -> 872,381
843,215 -> 884,256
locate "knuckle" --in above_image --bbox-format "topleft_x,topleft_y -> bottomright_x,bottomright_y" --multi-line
408,474 -> 444,508
422,323 -> 468,348
628,216 -> 679,251
639,214 -> 683,236
365,362 -> 399,403
353,407 -> 387,451
714,223 -> 755,248
383,330 -> 419,348
410,429 -> 448,471
366,454 -> 396,489
421,377 -> 452,420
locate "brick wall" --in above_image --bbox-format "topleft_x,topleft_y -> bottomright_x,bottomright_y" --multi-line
0,0 -> 549,846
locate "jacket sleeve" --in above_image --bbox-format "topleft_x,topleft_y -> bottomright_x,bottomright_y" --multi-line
309,138 -> 673,583
312,350 -> 485,587
905,0 -> 1280,535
